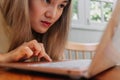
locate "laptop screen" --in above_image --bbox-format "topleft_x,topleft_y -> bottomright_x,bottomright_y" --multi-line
87,0 -> 120,77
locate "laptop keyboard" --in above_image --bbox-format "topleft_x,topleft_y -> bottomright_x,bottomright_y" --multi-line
30,59 -> 91,69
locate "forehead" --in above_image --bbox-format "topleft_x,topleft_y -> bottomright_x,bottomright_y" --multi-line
51,0 -> 69,3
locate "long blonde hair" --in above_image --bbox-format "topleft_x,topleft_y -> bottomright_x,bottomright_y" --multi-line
0,0 -> 72,61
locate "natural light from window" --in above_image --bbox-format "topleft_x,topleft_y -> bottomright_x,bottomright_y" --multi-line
71,0 -> 116,30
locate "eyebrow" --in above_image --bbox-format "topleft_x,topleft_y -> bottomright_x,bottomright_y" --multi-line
63,0 -> 69,4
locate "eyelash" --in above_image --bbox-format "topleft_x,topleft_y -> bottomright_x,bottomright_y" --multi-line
59,4 -> 66,9
44,0 -> 50,4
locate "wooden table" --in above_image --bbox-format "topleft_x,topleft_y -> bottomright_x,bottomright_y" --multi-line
0,67 -> 70,80
0,66 -> 120,80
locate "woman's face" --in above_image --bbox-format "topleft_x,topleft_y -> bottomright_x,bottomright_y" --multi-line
29,0 -> 69,33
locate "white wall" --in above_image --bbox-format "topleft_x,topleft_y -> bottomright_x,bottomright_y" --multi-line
68,27 -> 104,43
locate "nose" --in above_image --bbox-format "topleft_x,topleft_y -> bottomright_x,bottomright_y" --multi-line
45,6 -> 57,19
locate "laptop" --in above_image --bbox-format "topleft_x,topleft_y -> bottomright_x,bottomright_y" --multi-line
0,0 -> 120,79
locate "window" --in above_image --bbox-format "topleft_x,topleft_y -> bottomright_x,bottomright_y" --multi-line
90,0 -> 114,23
72,0 -> 78,20
71,0 -> 116,30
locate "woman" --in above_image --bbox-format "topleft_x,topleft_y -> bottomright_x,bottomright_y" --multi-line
0,0 -> 71,62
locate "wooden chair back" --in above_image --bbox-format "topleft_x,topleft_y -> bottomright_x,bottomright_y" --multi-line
62,42 -> 98,60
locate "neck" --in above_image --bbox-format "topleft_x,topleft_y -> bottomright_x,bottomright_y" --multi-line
32,30 -> 43,42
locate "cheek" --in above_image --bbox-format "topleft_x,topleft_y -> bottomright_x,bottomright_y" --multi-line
29,1 -> 44,21
55,11 -> 63,21
30,10 -> 41,30
30,7 -> 45,28
30,7 -> 41,20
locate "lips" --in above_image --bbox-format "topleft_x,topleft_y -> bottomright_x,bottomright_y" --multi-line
41,21 -> 51,27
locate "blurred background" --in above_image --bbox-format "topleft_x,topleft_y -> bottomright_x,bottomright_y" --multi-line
69,0 -> 117,43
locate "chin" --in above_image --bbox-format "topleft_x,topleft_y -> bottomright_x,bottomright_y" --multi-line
36,30 -> 48,34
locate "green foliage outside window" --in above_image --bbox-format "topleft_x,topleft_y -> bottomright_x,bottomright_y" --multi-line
103,2 -> 112,21
90,0 -> 113,22
72,0 -> 113,22
72,0 -> 78,20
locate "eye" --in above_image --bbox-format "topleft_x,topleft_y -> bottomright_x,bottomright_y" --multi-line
44,0 -> 50,4
59,4 -> 66,9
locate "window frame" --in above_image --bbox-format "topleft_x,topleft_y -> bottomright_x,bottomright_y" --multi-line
71,0 -> 116,31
